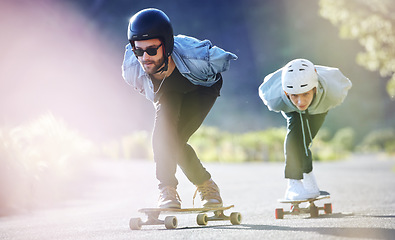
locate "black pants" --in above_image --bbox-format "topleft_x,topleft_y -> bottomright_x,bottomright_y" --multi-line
283,111 -> 327,179
152,72 -> 222,189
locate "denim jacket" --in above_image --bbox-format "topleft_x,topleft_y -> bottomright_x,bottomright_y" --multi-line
259,65 -> 352,115
122,34 -> 238,102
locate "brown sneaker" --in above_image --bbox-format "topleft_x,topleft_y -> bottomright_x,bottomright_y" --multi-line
158,186 -> 181,209
193,178 -> 223,208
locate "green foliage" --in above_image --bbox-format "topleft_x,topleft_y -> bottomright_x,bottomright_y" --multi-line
191,126 -> 356,162
189,126 -> 287,162
0,113 -> 95,215
312,127 -> 355,161
122,131 -> 152,159
189,126 -> 239,162
102,125 -> 395,161
240,128 -> 287,162
189,126 -> 286,162
101,131 -> 152,160
357,128 -> 395,154
331,127 -> 356,152
319,0 -> 395,98
114,126 -> 358,162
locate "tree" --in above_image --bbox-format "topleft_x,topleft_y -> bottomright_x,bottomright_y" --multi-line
319,0 -> 395,99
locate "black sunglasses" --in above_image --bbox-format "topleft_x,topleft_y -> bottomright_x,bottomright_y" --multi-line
133,44 -> 162,57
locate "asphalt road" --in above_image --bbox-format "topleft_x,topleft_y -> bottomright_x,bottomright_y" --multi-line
1,154 -> 394,240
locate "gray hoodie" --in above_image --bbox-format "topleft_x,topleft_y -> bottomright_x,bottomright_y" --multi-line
259,65 -> 352,114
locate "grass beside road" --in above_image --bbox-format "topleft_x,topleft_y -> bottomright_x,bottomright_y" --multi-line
0,113 -> 95,216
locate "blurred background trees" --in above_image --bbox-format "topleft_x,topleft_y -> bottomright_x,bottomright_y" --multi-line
319,0 -> 395,98
0,0 -> 394,160
1,0 -> 394,144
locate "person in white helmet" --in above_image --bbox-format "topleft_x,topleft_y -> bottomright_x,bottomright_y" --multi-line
258,59 -> 352,200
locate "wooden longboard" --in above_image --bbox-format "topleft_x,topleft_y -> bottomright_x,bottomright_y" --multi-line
130,205 -> 242,230
139,205 -> 234,214
278,194 -> 330,204
276,194 -> 332,219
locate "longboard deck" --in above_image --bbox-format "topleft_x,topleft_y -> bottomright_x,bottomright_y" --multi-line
130,204 -> 241,230
139,205 -> 234,214
278,194 -> 330,204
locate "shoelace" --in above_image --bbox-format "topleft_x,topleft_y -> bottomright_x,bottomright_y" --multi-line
192,182 -> 220,207
159,186 -> 181,202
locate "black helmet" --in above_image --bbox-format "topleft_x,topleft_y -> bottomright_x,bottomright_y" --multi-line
127,8 -> 174,59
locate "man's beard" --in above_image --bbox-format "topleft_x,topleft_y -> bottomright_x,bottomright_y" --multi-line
141,57 -> 165,75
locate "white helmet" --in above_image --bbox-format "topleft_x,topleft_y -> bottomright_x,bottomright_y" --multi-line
281,59 -> 318,94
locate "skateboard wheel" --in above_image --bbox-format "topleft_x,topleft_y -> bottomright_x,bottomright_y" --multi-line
275,208 -> 284,219
164,216 -> 178,229
230,212 -> 242,225
196,213 -> 208,226
310,205 -> 319,218
129,218 -> 142,230
324,203 -> 332,214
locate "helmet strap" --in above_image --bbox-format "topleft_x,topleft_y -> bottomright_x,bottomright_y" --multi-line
154,43 -> 168,74
154,56 -> 168,74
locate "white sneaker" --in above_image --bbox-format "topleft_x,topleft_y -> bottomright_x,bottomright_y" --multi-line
303,172 -> 320,197
193,178 -> 223,208
284,179 -> 319,200
158,186 -> 181,209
